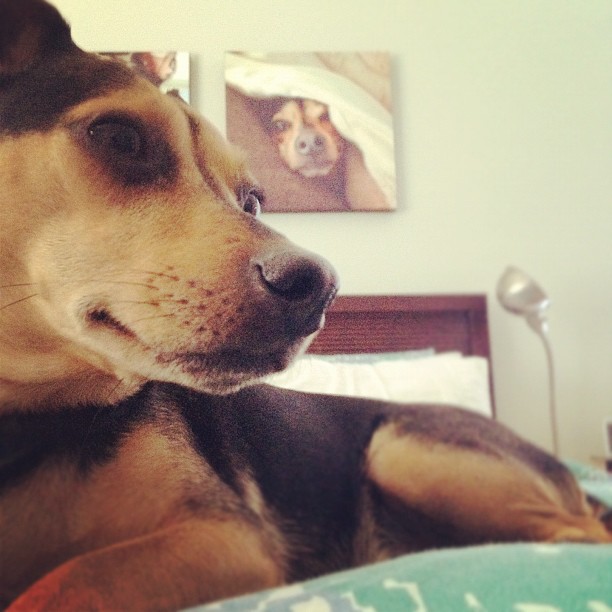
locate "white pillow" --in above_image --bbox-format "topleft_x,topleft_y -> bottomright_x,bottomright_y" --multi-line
266,352 -> 492,417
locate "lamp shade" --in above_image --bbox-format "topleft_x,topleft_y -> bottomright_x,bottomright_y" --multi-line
496,266 -> 550,316
496,267 -> 550,335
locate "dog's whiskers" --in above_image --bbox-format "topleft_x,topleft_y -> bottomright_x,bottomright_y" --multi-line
126,269 -> 181,281
126,313 -> 176,325
0,283 -> 37,288
81,279 -> 161,291
0,283 -> 38,310
0,293 -> 39,311
113,299 -> 184,306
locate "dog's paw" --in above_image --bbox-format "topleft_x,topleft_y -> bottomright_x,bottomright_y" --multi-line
548,524 -> 612,544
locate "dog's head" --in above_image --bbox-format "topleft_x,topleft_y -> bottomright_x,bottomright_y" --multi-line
0,0 -> 338,410
263,98 -> 342,178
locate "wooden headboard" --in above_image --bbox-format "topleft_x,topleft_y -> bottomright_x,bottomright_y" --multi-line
307,294 -> 495,413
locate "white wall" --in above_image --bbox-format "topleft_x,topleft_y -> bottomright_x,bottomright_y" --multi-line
53,0 -> 612,463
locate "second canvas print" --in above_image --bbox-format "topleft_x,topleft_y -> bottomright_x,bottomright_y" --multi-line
225,52 -> 396,213
99,52 -> 190,103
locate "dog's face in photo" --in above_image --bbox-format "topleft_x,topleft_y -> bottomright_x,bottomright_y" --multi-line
268,98 -> 343,178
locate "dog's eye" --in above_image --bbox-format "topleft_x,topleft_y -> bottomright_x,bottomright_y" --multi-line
271,120 -> 289,133
78,114 -> 177,188
88,120 -> 143,157
239,187 -> 263,217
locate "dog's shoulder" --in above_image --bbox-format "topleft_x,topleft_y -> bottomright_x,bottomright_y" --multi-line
186,384 -> 391,578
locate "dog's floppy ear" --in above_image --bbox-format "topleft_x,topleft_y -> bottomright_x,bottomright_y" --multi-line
0,0 -> 78,77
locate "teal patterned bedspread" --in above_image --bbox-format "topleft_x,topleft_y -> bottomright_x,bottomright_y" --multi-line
197,544 -> 611,611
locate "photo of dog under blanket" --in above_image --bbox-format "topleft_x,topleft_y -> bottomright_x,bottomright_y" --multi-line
225,51 -> 396,212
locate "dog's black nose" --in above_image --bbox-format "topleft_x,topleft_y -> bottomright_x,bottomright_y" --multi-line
296,130 -> 325,155
258,252 -> 329,301
254,250 -> 338,337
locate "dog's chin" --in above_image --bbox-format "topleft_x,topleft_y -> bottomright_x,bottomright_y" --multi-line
78,304 -> 306,395
297,162 -> 335,178
154,344 -> 303,395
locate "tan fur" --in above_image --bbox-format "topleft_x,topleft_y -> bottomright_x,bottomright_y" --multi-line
1,405 -> 287,606
367,423 -> 610,549
8,519 -> 283,612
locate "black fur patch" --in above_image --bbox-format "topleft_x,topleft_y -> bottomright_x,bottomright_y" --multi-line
0,0 -> 136,135
176,383 -> 383,580
0,385 -> 153,492
0,0 -> 75,71
0,52 -> 135,135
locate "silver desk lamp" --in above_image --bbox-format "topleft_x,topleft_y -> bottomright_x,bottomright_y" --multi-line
496,266 -> 559,457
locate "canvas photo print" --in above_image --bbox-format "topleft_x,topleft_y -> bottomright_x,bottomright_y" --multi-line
225,52 -> 396,212
99,51 -> 190,103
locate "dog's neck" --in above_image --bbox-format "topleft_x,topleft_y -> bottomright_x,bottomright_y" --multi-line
0,373 -> 143,413
0,343 -> 145,412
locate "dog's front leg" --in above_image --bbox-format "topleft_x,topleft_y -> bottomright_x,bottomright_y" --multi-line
8,518 -> 284,612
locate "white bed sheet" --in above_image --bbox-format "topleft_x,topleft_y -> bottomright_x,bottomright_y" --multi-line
267,351 -> 492,417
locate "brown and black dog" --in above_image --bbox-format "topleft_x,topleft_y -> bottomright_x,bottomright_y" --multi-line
0,1 -> 609,610
255,95 -> 390,211
266,98 -> 342,179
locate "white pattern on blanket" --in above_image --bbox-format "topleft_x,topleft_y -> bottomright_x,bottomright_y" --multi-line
195,543 -> 612,611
